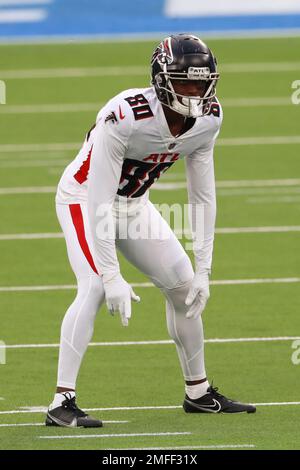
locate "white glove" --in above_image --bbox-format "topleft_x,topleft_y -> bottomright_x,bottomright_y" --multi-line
185,270 -> 210,319
103,273 -> 140,327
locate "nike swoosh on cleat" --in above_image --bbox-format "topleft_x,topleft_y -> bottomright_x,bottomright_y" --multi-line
186,398 -> 222,413
119,105 -> 125,120
46,412 -> 77,427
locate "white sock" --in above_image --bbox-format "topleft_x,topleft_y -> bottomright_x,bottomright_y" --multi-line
185,380 -> 210,400
49,391 -> 76,410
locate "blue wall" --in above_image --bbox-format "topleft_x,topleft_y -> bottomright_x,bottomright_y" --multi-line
0,0 -> 300,40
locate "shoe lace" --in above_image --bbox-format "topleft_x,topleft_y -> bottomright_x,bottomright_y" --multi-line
62,393 -> 87,417
209,382 -> 234,403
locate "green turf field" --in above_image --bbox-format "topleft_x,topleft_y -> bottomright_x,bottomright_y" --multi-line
0,36 -> 300,450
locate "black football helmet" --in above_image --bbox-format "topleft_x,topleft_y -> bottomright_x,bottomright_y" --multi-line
151,34 -> 219,118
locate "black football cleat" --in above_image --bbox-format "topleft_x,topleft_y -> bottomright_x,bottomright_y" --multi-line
183,385 -> 256,414
45,393 -> 103,428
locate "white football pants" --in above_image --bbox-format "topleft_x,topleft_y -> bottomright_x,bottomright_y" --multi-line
56,201 -> 207,389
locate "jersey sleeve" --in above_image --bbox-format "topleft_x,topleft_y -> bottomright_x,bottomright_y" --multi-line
185,112 -> 222,273
87,103 -> 133,278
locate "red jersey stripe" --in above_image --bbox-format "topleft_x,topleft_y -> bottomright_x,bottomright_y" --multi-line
73,145 -> 93,184
69,204 -> 99,275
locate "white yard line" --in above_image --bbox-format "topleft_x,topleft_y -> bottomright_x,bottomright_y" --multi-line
2,179 -> 300,195
0,136 -> 300,154
0,186 -> 56,194
217,136 -> 300,146
210,278 -> 300,285
1,63 -> 300,79
38,431 -> 191,440
0,160 -> 69,168
0,277 -> 299,293
0,233 -> 64,240
0,66 -> 148,79
0,284 -> 77,292
216,187 -> 300,196
154,182 -> 300,191
216,178 -> 300,188
215,226 -> 300,234
1,401 -> 300,416
248,196 -> 300,204
0,420 -> 128,427
0,143 -> 79,152
1,336 -> 299,350
0,97 -> 292,114
2,225 -> 300,240
0,103 -> 103,114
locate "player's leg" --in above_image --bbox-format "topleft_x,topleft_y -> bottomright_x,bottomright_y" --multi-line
46,203 -> 104,427
117,201 -> 256,414
117,201 -> 208,386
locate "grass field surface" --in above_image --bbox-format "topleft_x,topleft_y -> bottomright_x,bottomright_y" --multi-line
0,36 -> 300,450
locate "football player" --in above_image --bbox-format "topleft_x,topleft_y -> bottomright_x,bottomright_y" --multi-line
46,34 -> 256,427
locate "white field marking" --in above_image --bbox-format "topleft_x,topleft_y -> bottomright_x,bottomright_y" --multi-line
2,63 -> 300,79
3,225 -> 300,241
1,401 -> 300,416
216,178 -> 300,188
39,431 -> 192,440
107,445 -> 255,450
0,102 -> 103,114
0,186 -> 56,194
1,336 -> 299,351
2,185 -> 300,196
176,226 -> 300,236
248,196 -> 300,204
210,278 -> 300,286
216,188 -> 300,197
0,160 -> 69,168
222,97 -> 291,107
0,9 -> 47,23
154,182 -> 300,191
216,225 -> 300,234
218,136 -> 300,146
1,277 -> 300,293
1,136 -> 300,155
0,143 -> 80,152
0,421 -> 128,427
3,178 -> 300,196
1,29 -> 300,45
0,97 -> 292,114
0,423 -> 44,427
0,284 -> 76,292
0,232 -> 64,240
0,66 -> 148,79
154,182 -> 186,190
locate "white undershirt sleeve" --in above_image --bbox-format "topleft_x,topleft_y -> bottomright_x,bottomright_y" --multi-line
185,137 -> 218,274
87,119 -> 129,278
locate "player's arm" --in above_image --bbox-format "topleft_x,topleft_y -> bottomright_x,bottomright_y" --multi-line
184,129 -> 220,319
88,114 -> 140,326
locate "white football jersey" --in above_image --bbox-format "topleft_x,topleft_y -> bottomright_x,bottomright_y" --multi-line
56,86 -> 222,275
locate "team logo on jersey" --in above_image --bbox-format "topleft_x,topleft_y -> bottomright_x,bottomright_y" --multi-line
105,111 -> 118,124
